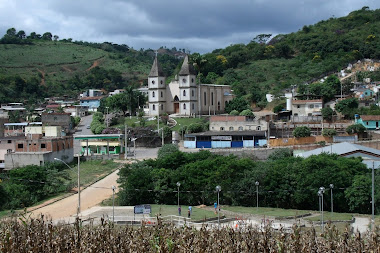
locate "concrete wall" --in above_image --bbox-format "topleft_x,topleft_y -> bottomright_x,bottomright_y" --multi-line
4,148 -> 74,169
42,113 -> 72,132
210,119 -> 267,132
210,148 -> 277,160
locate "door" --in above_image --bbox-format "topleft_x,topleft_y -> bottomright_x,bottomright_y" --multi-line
174,103 -> 179,113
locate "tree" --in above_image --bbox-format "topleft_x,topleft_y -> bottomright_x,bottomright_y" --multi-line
239,109 -> 254,116
345,175 -> 372,213
225,97 -> 250,113
335,98 -> 359,119
273,104 -> 285,113
346,123 -> 366,134
293,126 -> 311,138
42,32 -> 52,40
322,128 -> 337,137
157,144 -> 179,159
321,107 -> 335,121
267,148 -> 293,160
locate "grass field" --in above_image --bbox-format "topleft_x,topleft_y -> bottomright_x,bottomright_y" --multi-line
305,212 -> 353,222
150,204 -> 218,221
171,117 -> 206,131
223,206 -> 311,218
67,160 -> 120,187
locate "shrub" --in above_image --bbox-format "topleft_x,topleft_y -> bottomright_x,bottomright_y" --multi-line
322,128 -> 337,137
239,109 -> 254,116
346,124 -> 366,134
157,144 -> 179,159
293,126 -> 311,138
229,110 -> 239,115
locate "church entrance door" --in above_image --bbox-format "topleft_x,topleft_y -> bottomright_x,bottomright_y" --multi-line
174,103 -> 179,113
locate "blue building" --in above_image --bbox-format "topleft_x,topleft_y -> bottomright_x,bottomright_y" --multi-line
79,96 -> 103,112
184,131 -> 267,149
357,115 -> 380,130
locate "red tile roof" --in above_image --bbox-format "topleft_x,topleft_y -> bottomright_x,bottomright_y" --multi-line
361,115 -> 380,121
210,115 -> 246,122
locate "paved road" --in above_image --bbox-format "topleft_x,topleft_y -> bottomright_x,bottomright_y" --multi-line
30,169 -> 119,222
74,115 -> 93,154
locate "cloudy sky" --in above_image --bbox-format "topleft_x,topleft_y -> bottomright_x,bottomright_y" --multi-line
1,0 -> 380,53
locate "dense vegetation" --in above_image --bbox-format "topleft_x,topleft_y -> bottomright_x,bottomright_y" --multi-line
1,217 -> 380,252
118,148 -> 380,214
0,163 -> 71,210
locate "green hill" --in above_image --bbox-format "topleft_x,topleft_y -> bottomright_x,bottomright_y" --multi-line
1,7 -> 380,105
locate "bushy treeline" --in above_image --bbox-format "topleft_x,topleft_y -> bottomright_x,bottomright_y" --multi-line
118,147 -> 380,214
0,163 -> 72,210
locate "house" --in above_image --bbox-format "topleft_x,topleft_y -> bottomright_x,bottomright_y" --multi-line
0,136 -> 24,170
291,99 -> 323,117
109,89 -> 125,96
79,96 -> 104,112
209,115 -> 267,132
357,115 -> 380,130
295,142 -> 380,168
3,134 -> 74,170
148,55 -> 234,116
355,88 -> 375,100
41,113 -> 72,133
25,126 -> 62,137
74,134 -> 125,157
64,105 -> 89,117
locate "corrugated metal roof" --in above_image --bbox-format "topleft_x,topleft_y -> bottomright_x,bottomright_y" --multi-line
296,142 -> 380,157
292,99 -> 323,104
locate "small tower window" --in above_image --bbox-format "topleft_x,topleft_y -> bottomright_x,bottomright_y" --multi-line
191,78 -> 194,83
153,104 -> 155,111
160,80 -> 163,84
160,91 -> 163,97
183,103 -> 186,109
161,104 -> 163,110
183,90 -> 186,96
152,91 -> 155,97
192,103 -> 194,110
182,78 -> 187,83
152,80 -> 155,84
192,90 -> 194,97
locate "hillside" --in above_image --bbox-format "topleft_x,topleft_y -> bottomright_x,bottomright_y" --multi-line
0,39 -> 182,102
1,7 -> 380,105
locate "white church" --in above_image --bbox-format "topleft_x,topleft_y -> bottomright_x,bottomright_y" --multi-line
148,55 -> 234,116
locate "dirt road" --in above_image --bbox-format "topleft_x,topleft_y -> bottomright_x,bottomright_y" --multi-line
30,170 -> 119,221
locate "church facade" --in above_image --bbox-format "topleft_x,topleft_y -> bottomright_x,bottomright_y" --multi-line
148,55 -> 234,116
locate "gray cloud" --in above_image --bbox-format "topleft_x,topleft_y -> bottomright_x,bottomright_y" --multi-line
0,0 -> 380,53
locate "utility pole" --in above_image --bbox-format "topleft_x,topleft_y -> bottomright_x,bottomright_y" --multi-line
372,161 -> 375,230
124,125 -> 128,159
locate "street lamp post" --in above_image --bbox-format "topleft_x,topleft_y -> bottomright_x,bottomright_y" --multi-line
105,106 -> 109,128
216,185 -> 221,229
319,187 -> 325,233
54,157 -> 81,216
112,185 -> 116,223
329,184 -> 334,217
176,182 -> 181,211
255,181 -> 259,212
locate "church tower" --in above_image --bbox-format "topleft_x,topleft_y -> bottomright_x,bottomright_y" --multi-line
178,55 -> 197,116
148,55 -> 166,116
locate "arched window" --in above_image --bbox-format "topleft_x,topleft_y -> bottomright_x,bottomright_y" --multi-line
160,91 -> 163,97
183,103 -> 186,109
152,104 -> 155,111
211,92 -> 214,106
238,126 -> 243,131
192,103 -> 194,110
183,90 -> 186,96
229,127 -> 234,131
192,90 -> 194,97
220,127 -> 224,131
160,80 -> 163,84
257,126 -> 261,130
152,80 -> 155,84
161,104 -> 163,110
152,91 -> 155,97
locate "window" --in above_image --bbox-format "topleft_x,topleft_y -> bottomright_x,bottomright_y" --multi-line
192,90 -> 194,97
191,78 -> 194,83
297,105 -> 300,108
160,91 -> 163,97
257,126 -> 261,130
211,92 -> 214,106
218,101 -> 220,110
309,104 -> 314,108
161,104 -> 163,110
153,104 -> 156,111
238,126 -> 243,131
204,92 -> 207,105
366,122 -> 369,125
152,91 -> 155,97
308,113 -> 312,116
192,103 -> 194,110
7,140 -> 11,144
183,90 -> 186,96
315,105 -> 319,108
294,113 -> 298,116
183,103 -> 186,109
18,143 -> 23,149
152,80 -> 155,84
182,78 -> 187,83
220,127 -> 225,131
160,80 -> 163,84
229,127 -> 234,131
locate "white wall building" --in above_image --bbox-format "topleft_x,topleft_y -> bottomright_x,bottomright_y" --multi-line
148,55 -> 234,116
